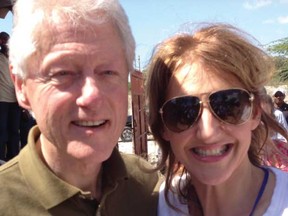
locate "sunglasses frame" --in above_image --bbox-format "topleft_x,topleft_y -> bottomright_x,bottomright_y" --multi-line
159,88 -> 255,133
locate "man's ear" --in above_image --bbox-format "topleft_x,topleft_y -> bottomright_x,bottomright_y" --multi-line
10,65 -> 31,110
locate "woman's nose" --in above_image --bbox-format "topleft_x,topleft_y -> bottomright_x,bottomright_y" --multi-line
195,105 -> 221,141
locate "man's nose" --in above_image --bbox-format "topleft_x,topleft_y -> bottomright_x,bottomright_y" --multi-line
76,77 -> 102,107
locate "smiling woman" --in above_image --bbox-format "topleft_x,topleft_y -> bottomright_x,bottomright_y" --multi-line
146,23 -> 288,216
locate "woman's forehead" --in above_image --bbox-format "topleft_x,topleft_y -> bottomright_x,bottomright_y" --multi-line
166,63 -> 244,97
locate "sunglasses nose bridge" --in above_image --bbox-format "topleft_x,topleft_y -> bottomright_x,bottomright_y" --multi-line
200,97 -> 231,127
194,100 -> 224,140
200,99 -> 210,108
198,100 -> 217,119
186,98 -> 211,125
200,98 -> 216,117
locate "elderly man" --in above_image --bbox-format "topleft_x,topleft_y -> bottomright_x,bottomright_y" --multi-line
0,0 -> 160,215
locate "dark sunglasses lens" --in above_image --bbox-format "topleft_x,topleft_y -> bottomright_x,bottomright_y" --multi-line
209,89 -> 252,124
162,96 -> 201,132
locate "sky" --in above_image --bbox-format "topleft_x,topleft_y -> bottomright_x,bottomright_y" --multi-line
1,0 -> 288,70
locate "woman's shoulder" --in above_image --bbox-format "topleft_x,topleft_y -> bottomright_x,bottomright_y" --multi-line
264,167 -> 288,215
269,166 -> 288,181
158,176 -> 189,216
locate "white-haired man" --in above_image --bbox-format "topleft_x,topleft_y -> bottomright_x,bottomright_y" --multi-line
0,0 -> 161,215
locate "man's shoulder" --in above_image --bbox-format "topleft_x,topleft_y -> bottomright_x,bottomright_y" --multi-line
274,109 -> 283,115
0,157 -> 26,211
281,102 -> 288,110
120,153 -> 163,190
102,153 -> 163,216
121,153 -> 159,178
0,157 -> 25,194
0,155 -> 54,214
0,157 -> 20,177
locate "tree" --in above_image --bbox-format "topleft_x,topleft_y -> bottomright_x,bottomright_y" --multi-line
266,37 -> 288,82
267,37 -> 288,56
274,56 -> 288,81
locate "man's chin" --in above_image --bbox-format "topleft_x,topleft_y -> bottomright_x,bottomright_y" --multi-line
67,143 -> 114,161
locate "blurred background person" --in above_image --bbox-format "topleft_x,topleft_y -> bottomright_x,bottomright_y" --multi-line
19,108 -> 36,148
0,32 -> 21,161
0,32 -> 9,45
262,90 -> 288,171
273,88 -> 288,123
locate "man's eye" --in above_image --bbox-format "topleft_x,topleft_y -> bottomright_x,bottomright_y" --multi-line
47,71 -> 78,84
102,70 -> 116,76
52,71 -> 71,77
105,71 -> 113,75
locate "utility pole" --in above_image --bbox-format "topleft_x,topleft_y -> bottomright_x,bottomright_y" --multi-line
138,55 -> 141,72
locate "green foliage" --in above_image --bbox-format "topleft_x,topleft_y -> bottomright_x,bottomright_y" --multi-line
267,37 -> 288,82
274,56 -> 288,76
267,37 -> 288,56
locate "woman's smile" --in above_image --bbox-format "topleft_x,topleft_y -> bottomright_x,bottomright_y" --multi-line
189,144 -> 232,163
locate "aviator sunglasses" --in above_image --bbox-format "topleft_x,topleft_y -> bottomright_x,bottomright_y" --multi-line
159,88 -> 254,133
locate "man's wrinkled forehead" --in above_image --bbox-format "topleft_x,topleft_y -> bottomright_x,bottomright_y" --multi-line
31,18 -> 117,60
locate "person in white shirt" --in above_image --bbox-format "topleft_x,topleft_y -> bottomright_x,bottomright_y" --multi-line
262,91 -> 288,171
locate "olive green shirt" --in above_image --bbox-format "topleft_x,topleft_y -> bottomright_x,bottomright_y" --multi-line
0,126 -> 161,216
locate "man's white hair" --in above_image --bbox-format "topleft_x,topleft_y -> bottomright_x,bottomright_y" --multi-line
9,0 -> 135,78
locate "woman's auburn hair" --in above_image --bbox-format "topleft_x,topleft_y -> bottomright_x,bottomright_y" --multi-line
145,23 -> 288,212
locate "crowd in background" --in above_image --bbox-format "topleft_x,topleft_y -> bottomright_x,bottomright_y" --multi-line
0,31 -> 36,163
264,88 -> 288,171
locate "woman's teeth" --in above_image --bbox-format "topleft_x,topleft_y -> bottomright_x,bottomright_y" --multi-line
193,145 -> 229,156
